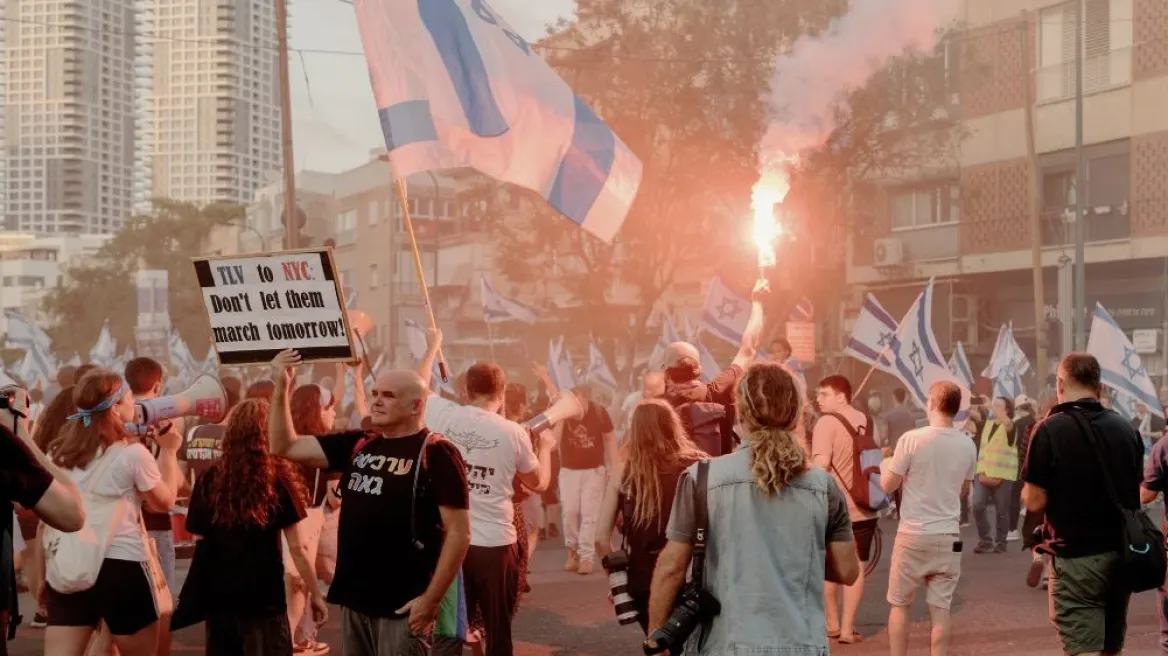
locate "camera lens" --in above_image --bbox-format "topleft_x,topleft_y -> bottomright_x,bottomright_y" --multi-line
607,569 -> 639,625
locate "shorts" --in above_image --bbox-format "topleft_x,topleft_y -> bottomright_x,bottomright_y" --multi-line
205,610 -> 292,656
1049,551 -> 1130,655
46,558 -> 162,636
853,518 -> 879,562
886,533 -> 962,610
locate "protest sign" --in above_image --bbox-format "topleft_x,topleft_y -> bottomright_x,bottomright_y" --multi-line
192,248 -> 356,365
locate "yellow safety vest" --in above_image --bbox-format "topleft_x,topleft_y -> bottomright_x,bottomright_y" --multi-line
976,421 -> 1018,482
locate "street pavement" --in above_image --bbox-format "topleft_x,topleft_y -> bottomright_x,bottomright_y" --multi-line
8,520 -> 1167,654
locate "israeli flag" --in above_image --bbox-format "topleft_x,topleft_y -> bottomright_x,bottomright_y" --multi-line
982,324 -> 1028,400
17,343 -> 55,388
355,0 -> 643,242
699,278 -> 751,346
547,337 -> 577,391
169,332 -> 199,381
789,296 -> 815,322
480,277 -> 538,324
844,294 -> 898,373
887,280 -> 972,414
89,321 -> 117,367
4,310 -> 52,352
948,342 -> 975,389
586,338 -> 618,391
1088,303 -> 1164,418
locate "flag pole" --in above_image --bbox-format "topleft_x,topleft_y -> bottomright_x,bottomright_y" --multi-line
392,176 -> 449,381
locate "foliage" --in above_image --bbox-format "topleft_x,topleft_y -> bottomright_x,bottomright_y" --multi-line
491,0 -> 965,376
41,199 -> 243,360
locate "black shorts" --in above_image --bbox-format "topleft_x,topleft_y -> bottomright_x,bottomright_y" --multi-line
206,611 -> 292,656
853,519 -> 880,563
46,558 -> 161,636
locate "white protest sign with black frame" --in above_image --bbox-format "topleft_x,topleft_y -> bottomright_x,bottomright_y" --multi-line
193,248 -> 356,365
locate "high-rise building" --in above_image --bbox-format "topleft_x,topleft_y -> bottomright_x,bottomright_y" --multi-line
1,0 -> 138,234
139,0 -> 283,208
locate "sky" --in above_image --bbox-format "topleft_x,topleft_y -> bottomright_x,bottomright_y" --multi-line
288,0 -> 576,173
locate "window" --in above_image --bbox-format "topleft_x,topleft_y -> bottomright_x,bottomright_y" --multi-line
890,183 -> 959,230
369,264 -> 380,288
368,199 -> 379,226
1037,0 -> 1132,102
336,209 -> 357,243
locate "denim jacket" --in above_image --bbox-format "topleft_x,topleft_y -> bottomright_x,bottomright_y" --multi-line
667,446 -> 851,656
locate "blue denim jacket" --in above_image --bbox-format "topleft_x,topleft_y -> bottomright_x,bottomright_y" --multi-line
667,446 -> 852,655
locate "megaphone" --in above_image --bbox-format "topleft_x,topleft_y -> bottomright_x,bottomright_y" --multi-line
526,390 -> 584,434
131,375 -> 229,429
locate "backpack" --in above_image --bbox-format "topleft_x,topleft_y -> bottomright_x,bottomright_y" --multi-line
824,412 -> 890,513
43,445 -> 129,594
1066,409 -> 1166,593
676,402 -> 728,457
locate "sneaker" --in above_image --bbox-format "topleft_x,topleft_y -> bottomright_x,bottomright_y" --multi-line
564,549 -> 580,572
577,560 -> 594,576
993,544 -> 1007,554
1006,530 -> 1021,542
973,543 -> 994,554
1026,555 -> 1045,588
29,613 -> 47,629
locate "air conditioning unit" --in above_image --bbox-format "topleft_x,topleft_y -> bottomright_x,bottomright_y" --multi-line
874,238 -> 905,267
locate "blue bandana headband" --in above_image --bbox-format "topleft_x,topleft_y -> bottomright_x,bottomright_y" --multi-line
68,380 -> 129,428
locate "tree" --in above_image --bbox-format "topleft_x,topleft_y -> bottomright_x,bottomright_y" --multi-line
41,199 -> 244,360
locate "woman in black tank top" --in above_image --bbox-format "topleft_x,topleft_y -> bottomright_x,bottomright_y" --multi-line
594,399 -> 708,640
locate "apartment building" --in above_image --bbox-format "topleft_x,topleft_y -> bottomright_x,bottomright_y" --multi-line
845,0 -> 1168,384
0,233 -> 111,330
1,0 -> 138,234
139,0 -> 283,208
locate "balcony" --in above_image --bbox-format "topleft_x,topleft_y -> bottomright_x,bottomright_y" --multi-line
1040,205 -> 1131,246
1036,47 -> 1132,105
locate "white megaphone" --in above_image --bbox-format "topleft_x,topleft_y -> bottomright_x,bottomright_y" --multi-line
526,390 -> 584,434
131,375 -> 229,430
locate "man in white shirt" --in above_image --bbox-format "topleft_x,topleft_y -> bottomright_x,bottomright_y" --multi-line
421,352 -> 555,656
880,381 -> 977,656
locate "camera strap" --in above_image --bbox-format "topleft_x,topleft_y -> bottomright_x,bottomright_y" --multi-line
690,459 -> 711,586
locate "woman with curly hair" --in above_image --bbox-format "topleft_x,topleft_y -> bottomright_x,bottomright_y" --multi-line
182,399 -> 326,655
43,369 -> 183,656
645,362 -> 860,655
594,399 -> 706,645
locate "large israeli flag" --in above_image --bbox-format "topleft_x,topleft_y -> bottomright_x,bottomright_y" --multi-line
887,280 -> 971,414
1088,303 -> 1164,418
982,324 -> 1028,400
480,276 -> 538,324
699,278 -> 751,346
948,342 -> 975,389
844,294 -> 898,373
4,310 -> 52,352
355,0 -> 642,242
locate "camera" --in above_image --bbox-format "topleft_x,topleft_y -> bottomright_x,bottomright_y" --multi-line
601,550 -> 639,626
642,582 -> 720,655
0,385 -> 30,435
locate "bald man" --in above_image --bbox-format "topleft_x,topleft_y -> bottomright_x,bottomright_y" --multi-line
268,350 -> 470,656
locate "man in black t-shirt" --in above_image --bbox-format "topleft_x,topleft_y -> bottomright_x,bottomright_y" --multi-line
558,385 -> 615,576
1021,353 -> 1144,656
268,350 -> 470,656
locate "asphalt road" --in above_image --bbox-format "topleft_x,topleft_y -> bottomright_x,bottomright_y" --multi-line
8,521 -> 1167,655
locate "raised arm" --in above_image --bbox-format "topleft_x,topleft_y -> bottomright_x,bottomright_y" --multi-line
269,349 -> 329,468
416,328 -> 443,389
731,278 -> 768,369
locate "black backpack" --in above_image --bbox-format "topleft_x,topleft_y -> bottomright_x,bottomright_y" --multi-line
1066,409 -> 1166,593
676,402 -> 729,457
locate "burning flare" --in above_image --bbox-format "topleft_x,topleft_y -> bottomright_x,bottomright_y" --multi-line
751,175 -> 789,269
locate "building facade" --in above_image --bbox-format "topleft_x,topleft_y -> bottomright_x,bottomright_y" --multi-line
1,0 -> 138,234
0,233 -> 111,330
138,0 -> 283,208
845,0 -> 1168,388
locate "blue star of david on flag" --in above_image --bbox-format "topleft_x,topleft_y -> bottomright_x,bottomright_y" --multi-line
1088,303 -> 1164,418
1122,347 -> 1148,381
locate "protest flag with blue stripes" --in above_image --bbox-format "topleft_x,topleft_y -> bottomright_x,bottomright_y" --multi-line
844,294 -> 898,373
948,342 -> 975,390
89,321 -> 117,367
886,280 -> 971,415
480,277 -> 539,325
586,338 -> 619,391
699,278 -> 751,347
1088,303 -> 1165,418
4,310 -> 52,352
982,324 -> 1028,400
17,342 -> 55,388
354,0 -> 643,243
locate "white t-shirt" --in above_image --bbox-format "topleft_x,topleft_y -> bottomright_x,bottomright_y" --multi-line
69,443 -> 162,562
888,425 -> 977,536
424,395 -> 538,548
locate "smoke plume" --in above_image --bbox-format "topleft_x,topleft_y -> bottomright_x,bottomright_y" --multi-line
757,0 -> 963,196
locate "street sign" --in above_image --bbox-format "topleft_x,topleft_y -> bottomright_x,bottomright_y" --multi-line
785,321 -> 817,363
1133,329 -> 1159,355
